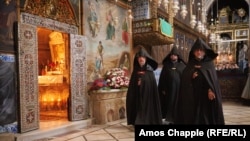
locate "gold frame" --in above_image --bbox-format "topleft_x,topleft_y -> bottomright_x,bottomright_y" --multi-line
214,30 -> 233,53
235,29 -> 249,39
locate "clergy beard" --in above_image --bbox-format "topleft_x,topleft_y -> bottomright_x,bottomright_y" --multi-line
139,64 -> 145,68
171,60 -> 177,63
195,56 -> 203,61
139,61 -> 145,67
195,55 -> 204,61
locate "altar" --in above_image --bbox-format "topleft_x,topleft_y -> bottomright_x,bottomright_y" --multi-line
38,74 -> 63,84
38,73 -> 69,120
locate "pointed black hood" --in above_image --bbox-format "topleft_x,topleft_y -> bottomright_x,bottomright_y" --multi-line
133,46 -> 158,70
162,45 -> 186,64
188,37 -> 218,62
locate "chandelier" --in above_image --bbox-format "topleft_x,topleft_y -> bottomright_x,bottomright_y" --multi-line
196,2 -> 201,31
180,4 -> 188,19
133,0 -> 207,35
189,0 -> 207,35
190,15 -> 197,29
157,0 -> 181,17
172,0 -> 180,16
149,0 -> 191,20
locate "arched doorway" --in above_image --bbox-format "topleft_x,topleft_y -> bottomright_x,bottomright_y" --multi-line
16,14 -> 89,133
37,28 -> 69,122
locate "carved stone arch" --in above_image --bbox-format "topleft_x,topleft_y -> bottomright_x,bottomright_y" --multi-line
107,109 -> 115,122
119,107 -> 126,119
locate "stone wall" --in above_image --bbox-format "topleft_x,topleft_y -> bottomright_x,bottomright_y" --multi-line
89,89 -> 127,124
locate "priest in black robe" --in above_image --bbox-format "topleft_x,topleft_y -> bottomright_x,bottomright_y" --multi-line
158,45 -> 186,124
126,46 -> 162,125
174,37 -> 225,125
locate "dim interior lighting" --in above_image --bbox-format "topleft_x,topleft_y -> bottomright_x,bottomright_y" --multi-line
5,0 -> 11,5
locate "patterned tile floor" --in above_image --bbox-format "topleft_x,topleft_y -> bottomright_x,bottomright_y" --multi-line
17,100 -> 250,141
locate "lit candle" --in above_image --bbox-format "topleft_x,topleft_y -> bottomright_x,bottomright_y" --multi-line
43,98 -> 47,111
57,98 -> 61,110
228,54 -> 233,62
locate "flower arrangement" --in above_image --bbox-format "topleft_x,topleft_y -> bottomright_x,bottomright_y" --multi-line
88,68 -> 129,92
88,78 -> 108,92
104,68 -> 129,89
48,61 -> 58,71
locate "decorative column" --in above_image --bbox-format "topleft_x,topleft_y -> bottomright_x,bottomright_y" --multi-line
150,0 -> 158,19
168,0 -> 174,26
128,9 -> 134,73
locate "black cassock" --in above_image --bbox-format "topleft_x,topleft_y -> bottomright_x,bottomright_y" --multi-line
158,61 -> 186,122
158,46 -> 186,123
174,38 -> 225,125
126,47 -> 162,125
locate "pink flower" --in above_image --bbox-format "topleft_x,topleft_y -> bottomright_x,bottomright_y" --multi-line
88,78 -> 108,91
104,68 -> 130,89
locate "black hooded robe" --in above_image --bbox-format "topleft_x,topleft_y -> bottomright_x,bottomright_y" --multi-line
126,47 -> 162,125
174,38 -> 225,125
158,46 -> 186,123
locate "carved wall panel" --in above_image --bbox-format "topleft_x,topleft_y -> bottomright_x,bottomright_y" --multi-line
21,0 -> 78,26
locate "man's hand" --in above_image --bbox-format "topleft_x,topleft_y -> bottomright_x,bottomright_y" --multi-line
208,89 -> 216,100
192,71 -> 198,79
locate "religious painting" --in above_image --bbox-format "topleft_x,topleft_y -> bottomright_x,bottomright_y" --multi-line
235,29 -> 249,39
84,0 -> 131,82
69,0 -> 80,24
117,51 -> 131,76
0,0 -> 17,53
214,31 -> 233,55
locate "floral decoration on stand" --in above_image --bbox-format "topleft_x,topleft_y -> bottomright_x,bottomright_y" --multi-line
88,68 -> 130,93
104,68 -> 129,89
48,61 -> 57,71
88,78 -> 108,92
